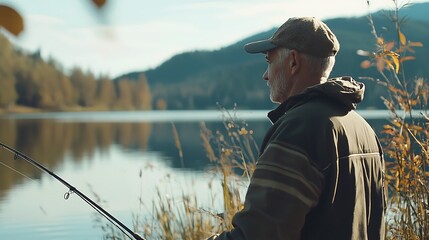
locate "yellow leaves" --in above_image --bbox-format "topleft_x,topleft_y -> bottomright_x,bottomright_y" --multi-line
238,127 -> 253,136
360,60 -> 372,69
358,31 -> 423,75
385,41 -> 395,51
382,124 -> 398,135
377,37 -> 385,45
400,56 -> 416,63
238,127 -> 248,135
409,41 -> 423,47
0,5 -> 24,36
408,124 -> 423,133
399,30 -> 406,46
375,50 -> 401,74
384,115 -> 429,194
358,45 -> 401,74
222,148 -> 233,157
390,52 -> 400,74
396,29 -> 423,55
371,12 -> 429,239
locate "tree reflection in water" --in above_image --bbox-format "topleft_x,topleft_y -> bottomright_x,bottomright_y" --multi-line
0,118 -> 151,199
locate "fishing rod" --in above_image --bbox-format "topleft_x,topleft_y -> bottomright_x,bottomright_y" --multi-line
0,142 -> 145,240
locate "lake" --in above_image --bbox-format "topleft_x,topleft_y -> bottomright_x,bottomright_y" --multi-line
0,110 -> 390,240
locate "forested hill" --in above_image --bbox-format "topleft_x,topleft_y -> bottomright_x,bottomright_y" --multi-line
0,36 -> 152,111
116,2 -> 429,110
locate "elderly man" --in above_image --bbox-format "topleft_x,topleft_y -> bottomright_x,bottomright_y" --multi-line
207,17 -> 386,240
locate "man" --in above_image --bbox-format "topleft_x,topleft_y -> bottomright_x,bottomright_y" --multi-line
208,17 -> 386,239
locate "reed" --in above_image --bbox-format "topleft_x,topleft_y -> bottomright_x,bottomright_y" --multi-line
360,1 -> 428,238
142,108 -> 258,239
96,107 -> 258,239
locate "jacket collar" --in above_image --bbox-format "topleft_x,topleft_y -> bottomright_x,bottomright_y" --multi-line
267,76 -> 365,124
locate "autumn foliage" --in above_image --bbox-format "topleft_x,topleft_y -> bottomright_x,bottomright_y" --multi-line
0,1 -> 153,112
359,1 -> 429,239
0,34 -> 152,111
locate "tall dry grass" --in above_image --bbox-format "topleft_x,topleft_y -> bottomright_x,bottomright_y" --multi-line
141,111 -> 258,239
96,109 -> 258,239
359,1 -> 428,239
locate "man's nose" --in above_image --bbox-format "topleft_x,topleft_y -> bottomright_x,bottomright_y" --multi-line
263,69 -> 268,80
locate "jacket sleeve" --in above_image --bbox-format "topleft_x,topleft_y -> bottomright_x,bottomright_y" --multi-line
207,141 -> 325,240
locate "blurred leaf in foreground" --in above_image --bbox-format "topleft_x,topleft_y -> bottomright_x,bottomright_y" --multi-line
0,5 -> 24,36
92,0 -> 107,8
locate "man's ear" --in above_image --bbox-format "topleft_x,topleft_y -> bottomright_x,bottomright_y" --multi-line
289,50 -> 300,74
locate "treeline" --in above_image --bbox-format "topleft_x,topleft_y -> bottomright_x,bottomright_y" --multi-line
0,34 -> 151,111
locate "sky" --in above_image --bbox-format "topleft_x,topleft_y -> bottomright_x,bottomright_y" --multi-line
0,0 -> 427,78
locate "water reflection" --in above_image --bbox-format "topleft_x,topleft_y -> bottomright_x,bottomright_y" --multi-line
0,118 -> 152,200
0,114 -> 271,201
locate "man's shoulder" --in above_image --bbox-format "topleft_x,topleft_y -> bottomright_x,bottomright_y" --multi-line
281,98 -> 339,122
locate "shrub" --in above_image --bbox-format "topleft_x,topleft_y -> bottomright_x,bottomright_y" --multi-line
358,1 -> 428,239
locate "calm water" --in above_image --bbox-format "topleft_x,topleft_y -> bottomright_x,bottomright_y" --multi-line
0,110 -> 389,240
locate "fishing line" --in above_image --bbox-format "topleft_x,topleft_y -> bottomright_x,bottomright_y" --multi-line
0,158 -> 51,216
0,159 -> 35,181
0,142 -> 145,240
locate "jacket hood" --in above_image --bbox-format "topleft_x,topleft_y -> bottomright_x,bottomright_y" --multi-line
268,76 -> 365,124
305,76 -> 365,110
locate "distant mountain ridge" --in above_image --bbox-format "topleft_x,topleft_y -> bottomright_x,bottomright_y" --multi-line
116,2 -> 429,110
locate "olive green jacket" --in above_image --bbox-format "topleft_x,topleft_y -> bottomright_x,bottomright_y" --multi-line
208,77 -> 386,240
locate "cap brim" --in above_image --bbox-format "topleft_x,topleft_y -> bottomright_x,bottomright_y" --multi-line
244,39 -> 277,54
